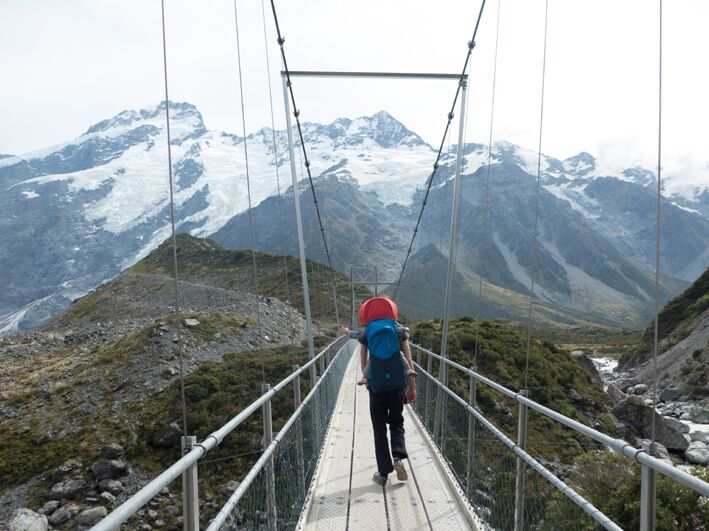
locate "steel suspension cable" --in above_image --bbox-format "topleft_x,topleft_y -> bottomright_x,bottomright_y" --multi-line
233,0 -> 265,379
392,0 -> 488,300
159,0 -> 188,438
260,0 -> 291,308
523,0 -> 550,392
474,0 -> 502,366
269,0 -> 344,325
651,0 -> 663,453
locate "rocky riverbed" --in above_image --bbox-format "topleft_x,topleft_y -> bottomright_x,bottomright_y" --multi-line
590,354 -> 709,466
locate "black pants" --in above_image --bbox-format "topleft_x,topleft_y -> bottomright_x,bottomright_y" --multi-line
369,389 -> 408,476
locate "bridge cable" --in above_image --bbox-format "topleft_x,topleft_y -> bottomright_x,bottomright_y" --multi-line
650,0 -> 663,454
474,0 -> 502,367
523,0 -> 550,392
260,0 -> 292,313
269,0 -> 344,327
159,0 -> 188,438
392,0 -> 489,300
233,0 -> 265,380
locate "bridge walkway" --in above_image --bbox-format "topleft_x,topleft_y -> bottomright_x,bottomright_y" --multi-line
300,353 -> 476,530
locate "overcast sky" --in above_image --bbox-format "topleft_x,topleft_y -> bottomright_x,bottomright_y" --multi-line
1,0 -> 707,182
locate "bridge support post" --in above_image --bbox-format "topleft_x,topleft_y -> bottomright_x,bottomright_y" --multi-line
466,371 -> 477,498
282,74 -> 317,387
292,365 -> 307,501
424,350 -> 434,430
640,464 -> 656,531
262,384 -> 277,531
181,436 -> 199,531
514,390 -> 529,531
437,76 -> 468,451
350,266 -> 355,327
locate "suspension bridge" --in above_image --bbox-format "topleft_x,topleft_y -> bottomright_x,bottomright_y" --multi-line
83,0 -> 709,529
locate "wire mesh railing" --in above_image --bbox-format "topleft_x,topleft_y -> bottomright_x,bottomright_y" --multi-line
411,343 -> 709,531
207,338 -> 354,529
93,335 -> 353,531
412,361 -> 609,530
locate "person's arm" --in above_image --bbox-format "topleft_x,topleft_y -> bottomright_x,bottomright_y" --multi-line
402,339 -> 417,402
401,339 -> 414,370
360,344 -> 368,375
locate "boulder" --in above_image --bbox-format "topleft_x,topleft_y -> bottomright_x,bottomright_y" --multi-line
685,441 -> 709,465
52,459 -> 82,482
689,430 -> 709,444
662,416 -> 690,434
48,503 -> 80,526
92,458 -> 128,480
616,377 -> 638,392
612,396 -> 689,451
100,443 -> 125,459
183,318 -> 200,328
98,479 -> 124,495
660,387 -> 682,402
568,389 -> 583,403
606,383 -> 627,403
632,384 -> 649,395
48,478 -> 88,500
100,491 -> 117,503
76,506 -> 108,526
7,509 -> 48,531
38,500 -> 60,515
690,406 -> 709,424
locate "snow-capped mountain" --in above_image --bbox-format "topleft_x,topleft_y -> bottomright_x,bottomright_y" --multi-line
1,101 -> 706,332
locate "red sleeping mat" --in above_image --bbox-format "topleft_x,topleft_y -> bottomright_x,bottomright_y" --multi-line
358,296 -> 398,326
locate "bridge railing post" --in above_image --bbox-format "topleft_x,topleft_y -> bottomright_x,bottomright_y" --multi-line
466,370 -> 477,498
292,365 -> 306,500
181,436 -> 199,531
640,464 -> 656,531
262,384 -> 277,531
424,349 -> 434,430
514,390 -> 529,531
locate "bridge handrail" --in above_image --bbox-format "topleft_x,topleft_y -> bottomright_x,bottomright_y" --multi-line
206,336 -> 352,530
412,343 -> 709,497
414,360 -> 622,531
93,335 -> 348,531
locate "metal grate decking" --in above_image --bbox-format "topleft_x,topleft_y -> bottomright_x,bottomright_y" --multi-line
299,353 -> 477,530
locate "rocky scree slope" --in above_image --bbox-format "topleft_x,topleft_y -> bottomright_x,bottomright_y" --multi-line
0,235 -> 349,527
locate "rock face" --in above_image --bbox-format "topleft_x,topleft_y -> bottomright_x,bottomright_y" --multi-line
570,351 -> 603,385
612,396 -> 690,451
7,508 -> 48,531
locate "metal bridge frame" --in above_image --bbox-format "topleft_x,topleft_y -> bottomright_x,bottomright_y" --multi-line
280,68 -> 469,408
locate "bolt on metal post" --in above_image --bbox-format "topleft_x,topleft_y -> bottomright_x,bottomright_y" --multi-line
514,390 -> 529,531
181,436 -> 199,531
262,384 -> 277,531
640,464 -> 656,531
466,371 -> 478,498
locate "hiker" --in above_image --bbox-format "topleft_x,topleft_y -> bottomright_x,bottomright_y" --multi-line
340,296 -> 417,486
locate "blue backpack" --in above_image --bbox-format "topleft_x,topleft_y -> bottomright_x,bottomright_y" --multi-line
366,318 -> 406,393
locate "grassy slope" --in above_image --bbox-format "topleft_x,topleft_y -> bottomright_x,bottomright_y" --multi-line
621,266 -> 709,368
411,318 -> 614,462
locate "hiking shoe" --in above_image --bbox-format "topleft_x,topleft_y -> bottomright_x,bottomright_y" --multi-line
393,458 -> 408,481
372,472 -> 387,486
